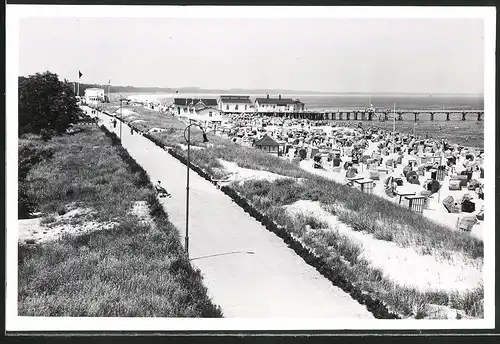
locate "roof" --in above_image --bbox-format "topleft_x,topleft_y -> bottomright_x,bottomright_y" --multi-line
173,98 -> 218,107
196,106 -> 219,112
219,95 -> 253,104
255,97 -> 296,105
254,134 -> 280,147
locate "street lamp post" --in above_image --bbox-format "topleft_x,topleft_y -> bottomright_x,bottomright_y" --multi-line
183,119 -> 209,257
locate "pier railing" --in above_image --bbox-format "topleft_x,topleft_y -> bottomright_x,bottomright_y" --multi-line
250,109 -> 484,122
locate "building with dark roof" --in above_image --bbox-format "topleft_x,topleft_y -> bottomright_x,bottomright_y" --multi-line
218,95 -> 255,114
173,98 -> 218,114
172,97 -> 220,118
253,133 -> 283,155
255,95 -> 305,113
173,98 -> 218,107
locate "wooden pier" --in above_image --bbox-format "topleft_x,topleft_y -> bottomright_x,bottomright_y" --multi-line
252,109 -> 484,121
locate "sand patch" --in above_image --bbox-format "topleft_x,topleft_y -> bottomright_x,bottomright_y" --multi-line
179,143 -> 205,151
130,201 -> 154,226
115,108 -> 138,117
218,159 -> 290,184
18,206 -> 118,245
283,199 -> 482,293
148,127 -> 168,134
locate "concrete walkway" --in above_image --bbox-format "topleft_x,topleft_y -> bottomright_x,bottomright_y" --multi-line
92,108 -> 373,318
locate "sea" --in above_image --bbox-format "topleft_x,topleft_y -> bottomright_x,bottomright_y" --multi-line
121,92 -> 485,148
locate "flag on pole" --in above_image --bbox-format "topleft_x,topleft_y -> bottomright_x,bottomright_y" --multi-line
79,71 -> 83,79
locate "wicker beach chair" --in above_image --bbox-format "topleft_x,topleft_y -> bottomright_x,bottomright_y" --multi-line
456,216 -> 477,232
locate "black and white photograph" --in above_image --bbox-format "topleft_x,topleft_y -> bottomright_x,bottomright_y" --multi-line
5,5 -> 496,333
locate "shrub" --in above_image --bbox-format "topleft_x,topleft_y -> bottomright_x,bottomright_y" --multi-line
19,71 -> 81,135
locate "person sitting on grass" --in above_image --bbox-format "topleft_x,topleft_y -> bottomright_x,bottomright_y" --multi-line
155,181 -> 171,198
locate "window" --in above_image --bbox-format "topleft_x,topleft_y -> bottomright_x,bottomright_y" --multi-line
245,105 -> 248,110
235,105 -> 239,111
184,108 -> 187,113
226,105 -> 229,110
209,112 -> 212,117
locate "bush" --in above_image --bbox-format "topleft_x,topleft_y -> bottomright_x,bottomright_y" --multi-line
19,71 -> 82,135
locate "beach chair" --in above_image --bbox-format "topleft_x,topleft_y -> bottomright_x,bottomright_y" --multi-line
448,179 -> 462,191
456,216 -> 477,232
368,170 -> 379,180
384,185 -> 397,198
476,206 -> 484,221
461,199 -> 476,213
406,171 -> 420,185
417,165 -> 425,176
442,196 -> 454,213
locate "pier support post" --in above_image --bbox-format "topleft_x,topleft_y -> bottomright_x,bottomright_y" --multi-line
477,112 -> 482,121
368,113 -> 373,121
414,113 -> 417,122
383,112 -> 388,121
354,112 -> 358,120
430,112 -> 435,121
446,112 -> 450,121
462,112 -> 466,121
346,112 -> 350,120
339,112 -> 343,120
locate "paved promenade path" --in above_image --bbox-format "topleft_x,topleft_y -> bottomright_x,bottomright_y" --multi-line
93,108 -> 373,318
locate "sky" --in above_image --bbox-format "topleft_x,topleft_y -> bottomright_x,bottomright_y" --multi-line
18,16 -> 485,94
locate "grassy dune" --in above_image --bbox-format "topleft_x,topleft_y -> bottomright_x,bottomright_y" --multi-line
101,104 -> 484,318
18,124 -> 222,317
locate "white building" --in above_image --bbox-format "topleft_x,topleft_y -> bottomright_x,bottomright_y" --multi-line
84,88 -> 105,106
218,95 -> 255,114
173,98 -> 220,118
254,95 -> 305,113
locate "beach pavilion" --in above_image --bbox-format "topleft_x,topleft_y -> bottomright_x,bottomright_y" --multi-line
253,133 -> 283,156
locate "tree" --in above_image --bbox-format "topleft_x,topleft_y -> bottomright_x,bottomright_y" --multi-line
18,71 -> 82,136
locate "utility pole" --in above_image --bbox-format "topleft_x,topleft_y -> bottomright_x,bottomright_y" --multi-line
120,96 -> 123,141
393,102 -> 396,133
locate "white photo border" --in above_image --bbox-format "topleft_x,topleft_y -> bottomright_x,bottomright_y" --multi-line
5,5 -> 496,332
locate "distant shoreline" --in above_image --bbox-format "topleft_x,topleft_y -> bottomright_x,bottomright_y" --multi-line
108,91 -> 484,97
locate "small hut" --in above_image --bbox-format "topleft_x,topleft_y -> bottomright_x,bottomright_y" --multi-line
254,134 -> 282,156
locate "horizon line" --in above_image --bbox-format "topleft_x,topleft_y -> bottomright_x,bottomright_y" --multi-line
19,73 -> 483,96
67,81 -> 484,97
